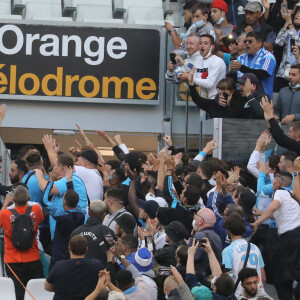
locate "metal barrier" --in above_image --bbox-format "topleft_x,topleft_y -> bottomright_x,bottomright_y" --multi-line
0,137 -> 11,187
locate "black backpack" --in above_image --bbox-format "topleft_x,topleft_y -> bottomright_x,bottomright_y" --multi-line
9,206 -> 34,250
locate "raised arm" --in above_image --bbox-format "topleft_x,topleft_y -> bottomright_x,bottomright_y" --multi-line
0,104 -> 7,126
194,138 -> 218,161
43,134 -> 58,167
261,97 -> 300,153
125,163 -> 139,219
202,238 -> 222,277
293,157 -> 300,203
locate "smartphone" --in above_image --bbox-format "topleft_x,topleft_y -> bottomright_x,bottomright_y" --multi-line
281,2 -> 288,10
291,39 -> 296,53
223,92 -> 229,101
145,235 -> 154,252
196,238 -> 207,247
170,53 -> 177,65
221,35 -> 237,48
158,267 -> 171,276
103,234 -> 116,251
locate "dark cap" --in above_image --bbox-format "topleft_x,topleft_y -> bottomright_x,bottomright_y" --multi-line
137,199 -> 159,219
79,150 -> 98,166
237,73 -> 259,85
115,213 -> 136,234
164,221 -> 189,242
116,269 -> 133,286
144,200 -> 159,219
239,190 -> 256,211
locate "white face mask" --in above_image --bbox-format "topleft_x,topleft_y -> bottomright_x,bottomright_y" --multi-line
203,45 -> 213,59
289,82 -> 300,89
194,19 -> 204,28
192,219 -> 198,230
215,16 -> 224,25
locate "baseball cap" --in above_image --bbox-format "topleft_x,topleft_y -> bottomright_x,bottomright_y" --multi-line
145,192 -> 168,207
132,248 -> 154,272
237,73 -> 259,85
115,213 -> 136,234
191,286 -> 212,300
79,150 -> 99,166
164,221 -> 189,242
210,0 -> 228,13
244,1 -> 262,12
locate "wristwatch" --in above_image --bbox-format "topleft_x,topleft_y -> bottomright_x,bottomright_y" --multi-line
168,28 -> 175,34
294,172 -> 300,176
119,255 -> 126,260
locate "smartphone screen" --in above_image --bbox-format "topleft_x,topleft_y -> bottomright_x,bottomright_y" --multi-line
103,234 -> 115,251
158,267 -> 171,276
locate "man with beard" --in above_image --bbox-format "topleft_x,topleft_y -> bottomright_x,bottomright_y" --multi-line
0,159 -> 27,199
9,159 -> 28,184
238,268 -> 272,299
103,188 -> 136,234
274,64 -> 300,124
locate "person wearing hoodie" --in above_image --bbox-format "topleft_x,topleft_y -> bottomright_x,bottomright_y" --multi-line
71,200 -> 117,267
238,268 -> 273,299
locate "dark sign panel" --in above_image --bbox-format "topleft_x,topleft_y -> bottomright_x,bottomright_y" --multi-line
0,23 -> 161,104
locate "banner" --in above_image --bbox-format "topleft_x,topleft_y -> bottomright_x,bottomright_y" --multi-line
0,23 -> 161,104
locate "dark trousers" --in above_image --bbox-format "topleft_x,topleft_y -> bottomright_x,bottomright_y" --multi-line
5,260 -> 43,300
274,226 -> 300,300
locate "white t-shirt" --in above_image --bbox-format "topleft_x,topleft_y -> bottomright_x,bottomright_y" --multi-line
273,189 -> 300,235
222,239 -> 264,295
193,54 -> 226,99
74,166 -> 103,202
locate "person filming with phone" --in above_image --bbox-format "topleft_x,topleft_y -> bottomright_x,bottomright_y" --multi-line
188,69 -> 267,119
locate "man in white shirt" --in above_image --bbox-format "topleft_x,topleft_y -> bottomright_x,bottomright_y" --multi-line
192,34 -> 226,99
102,188 -> 136,234
251,171 -> 300,300
75,150 -> 103,202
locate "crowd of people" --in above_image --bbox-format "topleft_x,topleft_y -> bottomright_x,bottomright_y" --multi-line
0,0 -> 299,300
165,0 -> 300,122
0,98 -> 298,300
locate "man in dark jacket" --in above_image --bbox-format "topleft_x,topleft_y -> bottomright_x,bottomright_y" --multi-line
238,73 -> 268,119
188,208 -> 222,281
71,200 -> 117,267
154,221 -> 189,267
261,97 -> 300,155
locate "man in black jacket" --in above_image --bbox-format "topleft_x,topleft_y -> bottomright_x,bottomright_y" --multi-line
71,200 -> 117,267
261,97 -> 300,155
154,221 -> 189,267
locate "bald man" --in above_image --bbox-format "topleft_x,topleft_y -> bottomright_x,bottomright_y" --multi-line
188,208 -> 222,279
164,276 -> 180,299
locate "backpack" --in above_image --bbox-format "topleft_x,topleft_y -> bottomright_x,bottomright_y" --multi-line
9,206 -> 34,250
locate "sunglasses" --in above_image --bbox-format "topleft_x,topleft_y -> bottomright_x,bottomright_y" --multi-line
244,39 -> 254,44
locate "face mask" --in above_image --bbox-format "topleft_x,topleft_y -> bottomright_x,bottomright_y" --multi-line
203,45 -> 213,59
194,19 -> 204,28
165,295 -> 168,300
289,82 -> 300,89
192,219 -> 198,230
215,16 -> 224,25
